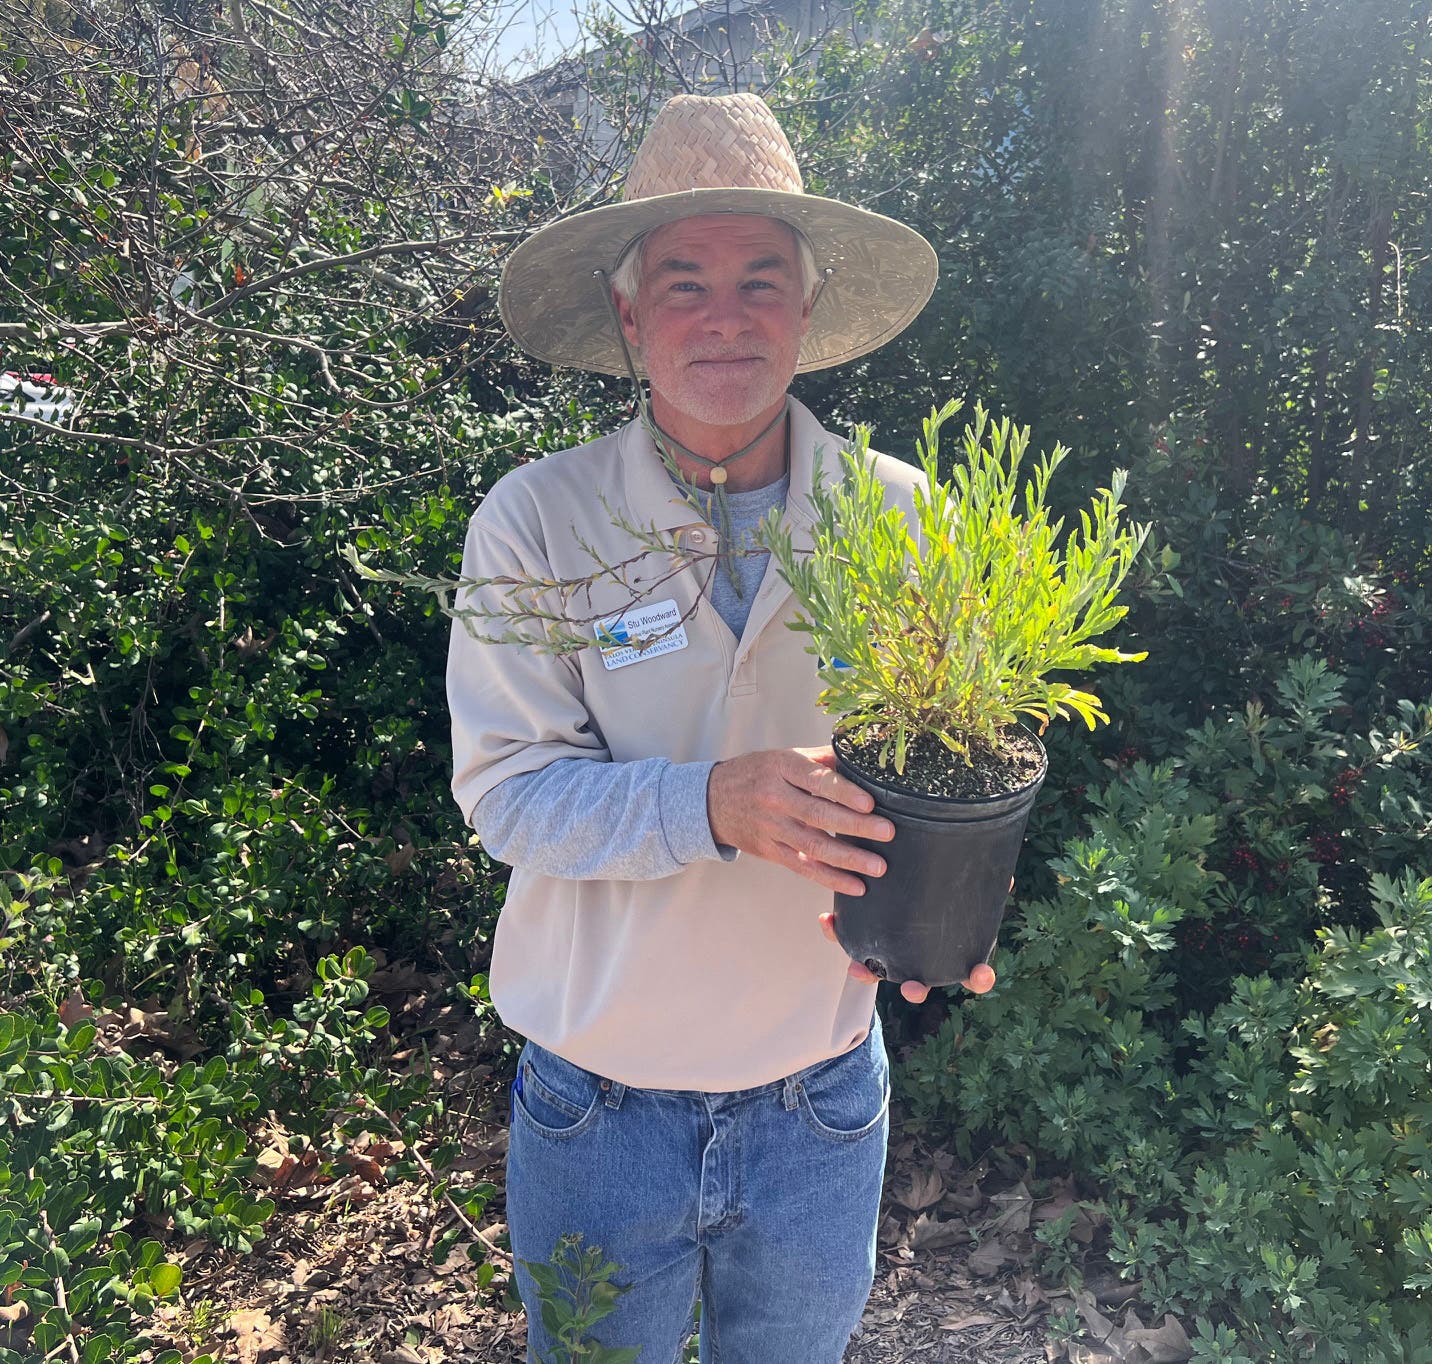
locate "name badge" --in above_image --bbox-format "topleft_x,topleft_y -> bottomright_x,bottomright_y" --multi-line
595,598 -> 689,671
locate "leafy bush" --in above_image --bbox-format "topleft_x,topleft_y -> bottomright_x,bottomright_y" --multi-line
898,652 -> 1432,1357
0,864 -> 459,1362
0,399 -> 552,1354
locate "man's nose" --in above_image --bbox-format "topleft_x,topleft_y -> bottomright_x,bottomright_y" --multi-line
699,288 -> 754,338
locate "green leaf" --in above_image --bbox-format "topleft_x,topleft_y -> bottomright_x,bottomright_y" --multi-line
81,1331 -> 114,1364
148,1262 -> 182,1297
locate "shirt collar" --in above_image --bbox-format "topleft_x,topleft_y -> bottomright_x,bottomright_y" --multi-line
617,395 -> 837,538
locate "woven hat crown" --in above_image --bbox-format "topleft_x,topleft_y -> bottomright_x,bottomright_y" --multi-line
623,93 -> 804,200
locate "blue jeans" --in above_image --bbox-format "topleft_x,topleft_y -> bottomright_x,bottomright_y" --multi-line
505,1009 -> 890,1363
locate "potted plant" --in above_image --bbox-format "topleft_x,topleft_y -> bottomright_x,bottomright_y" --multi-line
760,399 -> 1150,988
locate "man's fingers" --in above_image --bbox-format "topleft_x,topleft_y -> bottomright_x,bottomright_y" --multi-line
784,788 -> 893,846
819,911 -> 884,983
963,962 -> 997,994
776,818 -> 887,880
789,754 -> 877,815
821,914 -> 997,997
784,846 -> 869,897
821,913 -> 923,993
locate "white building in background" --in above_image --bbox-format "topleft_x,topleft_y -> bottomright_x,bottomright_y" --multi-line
0,370 -> 74,424
519,0 -> 863,188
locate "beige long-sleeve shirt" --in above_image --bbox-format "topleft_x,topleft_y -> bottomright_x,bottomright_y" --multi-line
447,397 -> 921,1090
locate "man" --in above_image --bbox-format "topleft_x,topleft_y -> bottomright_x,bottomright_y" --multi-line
447,93 -> 995,1363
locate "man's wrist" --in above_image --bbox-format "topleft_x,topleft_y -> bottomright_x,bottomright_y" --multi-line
659,759 -> 732,864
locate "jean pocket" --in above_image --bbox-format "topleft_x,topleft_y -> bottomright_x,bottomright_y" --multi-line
512,1042 -> 603,1140
795,1034 -> 890,1143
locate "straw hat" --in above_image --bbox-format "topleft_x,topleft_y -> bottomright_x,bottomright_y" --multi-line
497,92 -> 938,376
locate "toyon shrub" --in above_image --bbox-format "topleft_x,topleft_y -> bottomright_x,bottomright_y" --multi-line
896,657 -> 1432,1359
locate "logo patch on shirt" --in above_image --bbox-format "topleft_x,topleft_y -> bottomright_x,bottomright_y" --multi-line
595,598 -> 690,671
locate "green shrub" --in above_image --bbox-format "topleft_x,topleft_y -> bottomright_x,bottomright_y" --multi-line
0,908 -> 456,1362
898,656 -> 1432,1358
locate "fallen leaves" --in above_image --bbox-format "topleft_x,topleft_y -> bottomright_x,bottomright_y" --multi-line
226,1307 -> 287,1364
988,1179 -> 1035,1235
906,1209 -> 967,1252
967,1235 -> 1014,1277
251,1129 -> 395,1206
938,1307 -> 1004,1331
58,988 -> 93,1028
118,1004 -> 205,1060
892,1165 -> 944,1212
1066,1298 -> 1193,1362
1125,1312 -> 1194,1362
871,1131 -> 1193,1363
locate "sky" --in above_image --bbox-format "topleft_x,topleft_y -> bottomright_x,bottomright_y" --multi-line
472,0 -> 623,78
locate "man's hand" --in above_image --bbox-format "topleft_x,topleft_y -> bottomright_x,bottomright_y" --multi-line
817,913 -> 997,1003
707,745 -> 894,896
707,747 -> 1005,1003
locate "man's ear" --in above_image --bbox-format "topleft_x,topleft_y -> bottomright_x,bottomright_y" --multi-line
613,288 -> 641,349
798,286 -> 816,336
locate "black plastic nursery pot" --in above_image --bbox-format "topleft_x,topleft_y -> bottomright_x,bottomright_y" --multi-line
832,731 -> 1048,988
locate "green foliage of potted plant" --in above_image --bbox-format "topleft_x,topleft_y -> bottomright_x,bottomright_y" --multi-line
761,399 -> 1151,987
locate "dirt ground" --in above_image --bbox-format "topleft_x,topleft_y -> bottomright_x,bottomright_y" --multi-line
147,985 -> 1187,1364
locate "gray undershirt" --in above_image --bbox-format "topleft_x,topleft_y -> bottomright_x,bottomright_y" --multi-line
470,473 -> 790,878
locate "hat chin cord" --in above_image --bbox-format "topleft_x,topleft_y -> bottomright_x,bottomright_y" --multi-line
593,265 -> 832,601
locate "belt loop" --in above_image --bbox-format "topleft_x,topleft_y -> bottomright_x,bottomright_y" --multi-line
781,1073 -> 801,1111
601,1077 -> 626,1109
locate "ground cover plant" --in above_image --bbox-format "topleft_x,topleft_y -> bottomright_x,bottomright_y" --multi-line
3,0 -> 1431,1360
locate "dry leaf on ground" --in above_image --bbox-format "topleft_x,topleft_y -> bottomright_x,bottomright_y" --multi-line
941,1178 -> 985,1214
908,1210 -> 967,1252
939,1309 -> 1004,1331
1068,1343 -> 1122,1363
893,1166 -> 945,1212
967,1236 -> 1013,1277
1073,1288 -> 1116,1343
226,1307 -> 287,1364
1121,1309 -> 1194,1362
987,1180 -> 1035,1235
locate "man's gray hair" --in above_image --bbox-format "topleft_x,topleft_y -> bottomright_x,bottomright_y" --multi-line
611,220 -> 821,306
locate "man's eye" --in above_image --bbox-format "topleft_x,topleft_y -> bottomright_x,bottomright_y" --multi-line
671,281 -> 703,292
745,279 -> 776,290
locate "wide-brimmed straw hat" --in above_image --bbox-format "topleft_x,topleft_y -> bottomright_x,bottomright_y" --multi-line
498,92 -> 938,376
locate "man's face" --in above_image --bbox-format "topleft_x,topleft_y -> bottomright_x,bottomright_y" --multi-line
614,214 -> 813,429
